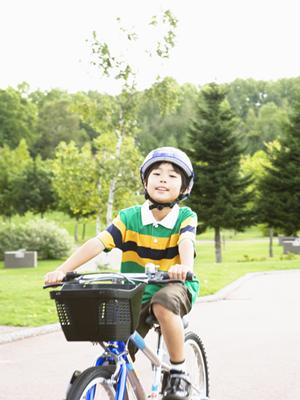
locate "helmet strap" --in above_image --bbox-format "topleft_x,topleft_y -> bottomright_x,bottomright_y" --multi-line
145,191 -> 188,210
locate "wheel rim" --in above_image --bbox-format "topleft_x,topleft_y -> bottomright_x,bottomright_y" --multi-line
184,338 -> 208,398
79,377 -> 115,400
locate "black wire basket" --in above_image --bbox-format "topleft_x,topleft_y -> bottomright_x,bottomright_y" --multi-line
50,282 -> 145,342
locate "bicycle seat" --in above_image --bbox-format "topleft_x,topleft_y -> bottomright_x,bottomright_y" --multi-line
145,314 -> 189,329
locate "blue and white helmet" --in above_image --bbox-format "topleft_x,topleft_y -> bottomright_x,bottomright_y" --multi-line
140,147 -> 194,194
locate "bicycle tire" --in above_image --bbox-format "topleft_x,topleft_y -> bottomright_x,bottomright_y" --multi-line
66,366 -> 116,400
184,331 -> 209,399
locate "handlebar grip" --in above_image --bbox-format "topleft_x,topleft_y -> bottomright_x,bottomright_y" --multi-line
63,272 -> 81,281
186,271 -> 194,281
43,272 -> 81,289
43,282 -> 63,289
160,271 -> 194,281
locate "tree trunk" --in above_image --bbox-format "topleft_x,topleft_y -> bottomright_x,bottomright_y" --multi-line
269,227 -> 273,258
106,117 -> 124,226
106,177 -> 117,226
214,227 -> 222,263
222,233 -> 225,250
96,216 -> 101,235
74,220 -> 79,242
82,223 -> 86,240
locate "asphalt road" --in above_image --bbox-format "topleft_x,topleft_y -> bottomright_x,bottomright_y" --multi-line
1,270 -> 300,400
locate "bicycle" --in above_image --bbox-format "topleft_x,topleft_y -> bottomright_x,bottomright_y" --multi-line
45,268 -> 209,399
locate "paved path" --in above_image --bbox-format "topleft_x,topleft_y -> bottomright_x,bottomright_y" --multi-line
194,270 -> 300,399
1,270 -> 300,399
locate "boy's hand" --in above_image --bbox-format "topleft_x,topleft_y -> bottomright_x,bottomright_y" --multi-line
168,264 -> 192,281
44,270 -> 66,284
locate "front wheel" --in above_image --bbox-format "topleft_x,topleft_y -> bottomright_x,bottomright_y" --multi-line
184,331 -> 209,399
66,366 -> 116,400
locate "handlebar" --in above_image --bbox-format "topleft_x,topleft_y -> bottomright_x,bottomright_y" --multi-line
43,270 -> 195,289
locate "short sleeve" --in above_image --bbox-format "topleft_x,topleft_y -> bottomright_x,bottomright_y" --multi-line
97,213 -> 126,250
178,211 -> 197,245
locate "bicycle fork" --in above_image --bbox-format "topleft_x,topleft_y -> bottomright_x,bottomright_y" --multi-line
130,330 -> 170,399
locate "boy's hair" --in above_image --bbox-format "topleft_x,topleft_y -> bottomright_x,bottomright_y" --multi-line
143,161 -> 189,193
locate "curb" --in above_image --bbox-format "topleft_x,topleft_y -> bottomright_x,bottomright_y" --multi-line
1,269 -> 300,345
197,268 -> 300,303
0,323 -> 61,345
196,271 -> 259,303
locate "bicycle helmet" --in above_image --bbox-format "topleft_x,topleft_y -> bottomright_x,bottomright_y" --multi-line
140,147 -> 194,210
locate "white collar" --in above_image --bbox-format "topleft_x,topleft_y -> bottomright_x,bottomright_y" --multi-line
141,200 -> 179,229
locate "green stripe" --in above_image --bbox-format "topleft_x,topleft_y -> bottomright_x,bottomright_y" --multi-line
121,261 -> 145,273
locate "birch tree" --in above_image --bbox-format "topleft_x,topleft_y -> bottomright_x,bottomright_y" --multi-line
88,9 -> 178,224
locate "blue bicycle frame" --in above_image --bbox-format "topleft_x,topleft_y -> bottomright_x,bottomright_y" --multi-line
86,330 -> 165,400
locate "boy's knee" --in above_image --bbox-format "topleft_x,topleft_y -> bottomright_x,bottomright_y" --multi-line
152,302 -> 173,321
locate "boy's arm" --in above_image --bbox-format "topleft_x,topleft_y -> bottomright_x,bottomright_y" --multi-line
44,237 -> 105,284
168,239 -> 194,281
178,239 -> 194,270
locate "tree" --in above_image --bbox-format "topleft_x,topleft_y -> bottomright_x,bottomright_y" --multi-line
33,97 -> 89,159
243,102 -> 288,154
257,95 -> 300,237
0,139 -> 32,218
186,83 -> 254,263
226,78 -> 270,119
88,9 -> 178,224
0,87 -> 37,148
52,142 -> 101,241
69,91 -> 117,143
136,81 -> 199,155
11,157 -> 56,217
94,131 -> 143,226
241,143 -> 279,256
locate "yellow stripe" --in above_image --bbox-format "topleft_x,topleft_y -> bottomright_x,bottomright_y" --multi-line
122,251 -> 180,271
125,230 -> 180,249
97,231 -> 115,249
180,216 -> 197,229
113,216 -> 126,238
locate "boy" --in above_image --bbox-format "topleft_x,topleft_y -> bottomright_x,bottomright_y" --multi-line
45,147 -> 199,400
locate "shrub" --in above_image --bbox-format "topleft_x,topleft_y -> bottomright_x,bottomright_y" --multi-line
238,254 -> 267,262
0,219 -> 74,260
280,253 -> 296,261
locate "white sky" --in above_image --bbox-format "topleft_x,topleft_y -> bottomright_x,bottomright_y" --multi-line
1,0 -> 300,94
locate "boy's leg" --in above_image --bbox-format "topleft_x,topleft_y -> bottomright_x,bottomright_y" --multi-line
151,284 -> 192,399
153,304 -> 185,362
151,283 -> 191,362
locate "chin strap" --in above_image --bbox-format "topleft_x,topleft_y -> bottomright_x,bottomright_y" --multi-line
145,191 -> 189,210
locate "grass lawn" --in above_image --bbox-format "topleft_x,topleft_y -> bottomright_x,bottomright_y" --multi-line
195,239 -> 300,295
0,237 -> 299,328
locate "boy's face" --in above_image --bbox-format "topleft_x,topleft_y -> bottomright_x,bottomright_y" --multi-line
145,162 -> 183,204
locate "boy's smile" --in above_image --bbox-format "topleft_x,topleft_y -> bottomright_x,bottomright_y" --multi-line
146,162 -> 182,204
156,186 -> 168,192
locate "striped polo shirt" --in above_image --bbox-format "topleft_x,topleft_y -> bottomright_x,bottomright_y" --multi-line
97,201 -> 200,303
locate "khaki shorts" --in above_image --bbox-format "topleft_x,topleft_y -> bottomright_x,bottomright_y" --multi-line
129,283 -> 192,360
